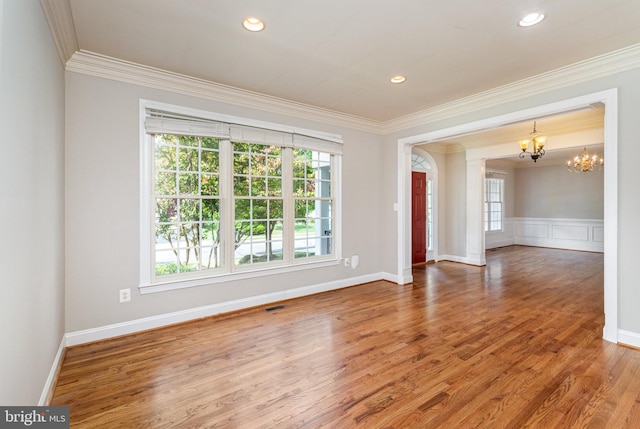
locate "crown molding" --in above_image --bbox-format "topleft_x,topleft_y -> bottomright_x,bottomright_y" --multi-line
66,51 -> 384,134
40,0 -> 78,67
382,43 -> 640,134
49,0 -> 640,138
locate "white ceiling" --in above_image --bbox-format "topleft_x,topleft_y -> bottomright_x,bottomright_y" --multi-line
61,0 -> 640,122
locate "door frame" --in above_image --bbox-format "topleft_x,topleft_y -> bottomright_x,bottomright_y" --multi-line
396,88 -> 618,344
411,147 -> 438,262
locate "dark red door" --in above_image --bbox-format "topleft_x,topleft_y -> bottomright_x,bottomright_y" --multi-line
412,171 -> 427,264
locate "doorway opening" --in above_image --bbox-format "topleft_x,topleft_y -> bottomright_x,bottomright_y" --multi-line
396,89 -> 618,343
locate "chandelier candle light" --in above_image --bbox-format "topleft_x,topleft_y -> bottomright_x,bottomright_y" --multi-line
567,147 -> 604,172
519,122 -> 547,162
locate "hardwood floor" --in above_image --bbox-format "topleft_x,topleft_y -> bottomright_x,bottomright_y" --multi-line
51,246 -> 640,428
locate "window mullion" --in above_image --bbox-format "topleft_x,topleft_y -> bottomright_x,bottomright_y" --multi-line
220,139 -> 234,273
282,148 -> 294,264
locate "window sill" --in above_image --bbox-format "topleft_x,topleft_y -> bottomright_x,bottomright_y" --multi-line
139,258 -> 341,294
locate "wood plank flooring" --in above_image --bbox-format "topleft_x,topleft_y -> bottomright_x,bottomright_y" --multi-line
51,246 -> 640,428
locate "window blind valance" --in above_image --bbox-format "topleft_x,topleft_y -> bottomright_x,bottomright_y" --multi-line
145,108 -> 342,154
293,134 -> 343,155
230,125 -> 293,147
145,110 -> 230,138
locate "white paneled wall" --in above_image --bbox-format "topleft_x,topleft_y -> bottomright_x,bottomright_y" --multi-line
486,218 -> 604,253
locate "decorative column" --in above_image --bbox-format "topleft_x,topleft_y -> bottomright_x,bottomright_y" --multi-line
466,158 -> 486,266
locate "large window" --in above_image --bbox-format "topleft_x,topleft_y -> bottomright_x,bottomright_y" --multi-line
484,176 -> 504,232
232,142 -> 284,265
141,103 -> 342,290
154,134 -> 221,276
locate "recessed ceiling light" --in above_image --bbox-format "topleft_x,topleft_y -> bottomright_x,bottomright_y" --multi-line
242,17 -> 265,32
390,76 -> 406,84
519,12 -> 545,27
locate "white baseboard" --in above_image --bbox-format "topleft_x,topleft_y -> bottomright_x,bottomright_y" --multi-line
65,272 -> 394,347
39,336 -> 66,406
438,254 -> 483,266
618,329 -> 640,349
485,238 -> 516,249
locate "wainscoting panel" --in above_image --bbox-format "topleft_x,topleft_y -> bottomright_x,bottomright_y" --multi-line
593,225 -> 605,243
551,224 -> 589,241
516,221 -> 550,239
486,218 -> 604,253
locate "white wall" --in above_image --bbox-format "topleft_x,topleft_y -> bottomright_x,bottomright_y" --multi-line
64,72 -> 386,332
444,151 -> 467,257
0,0 -> 65,405
515,163 -> 604,219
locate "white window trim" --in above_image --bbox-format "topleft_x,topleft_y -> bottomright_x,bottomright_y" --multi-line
139,100 -> 343,293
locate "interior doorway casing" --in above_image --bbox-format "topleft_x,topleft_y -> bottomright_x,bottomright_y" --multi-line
396,88 -> 618,344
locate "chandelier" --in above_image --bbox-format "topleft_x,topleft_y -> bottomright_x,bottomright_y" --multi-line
567,147 -> 604,172
518,122 -> 547,162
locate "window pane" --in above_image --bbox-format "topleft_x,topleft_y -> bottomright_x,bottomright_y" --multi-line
201,174 -> 219,196
267,158 -> 282,177
201,150 -> 219,173
201,137 -> 219,150
234,221 -> 251,249
156,198 -> 178,222
178,173 -> 199,195
155,144 -> 176,170
202,199 -> 219,222
268,178 -> 282,196
178,148 -> 199,171
294,199 -> 308,218
179,135 -> 199,147
155,224 -> 178,247
155,250 -> 180,276
235,199 -> 251,220
234,176 -> 249,195
269,200 -> 283,220
293,179 -> 305,196
251,177 -> 266,196
200,247 -> 218,269
234,153 -> 250,175
201,222 -> 219,246
252,200 -> 268,220
155,172 -> 176,195
179,199 -> 200,222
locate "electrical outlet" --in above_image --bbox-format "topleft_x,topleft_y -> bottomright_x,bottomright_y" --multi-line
119,288 -> 131,303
